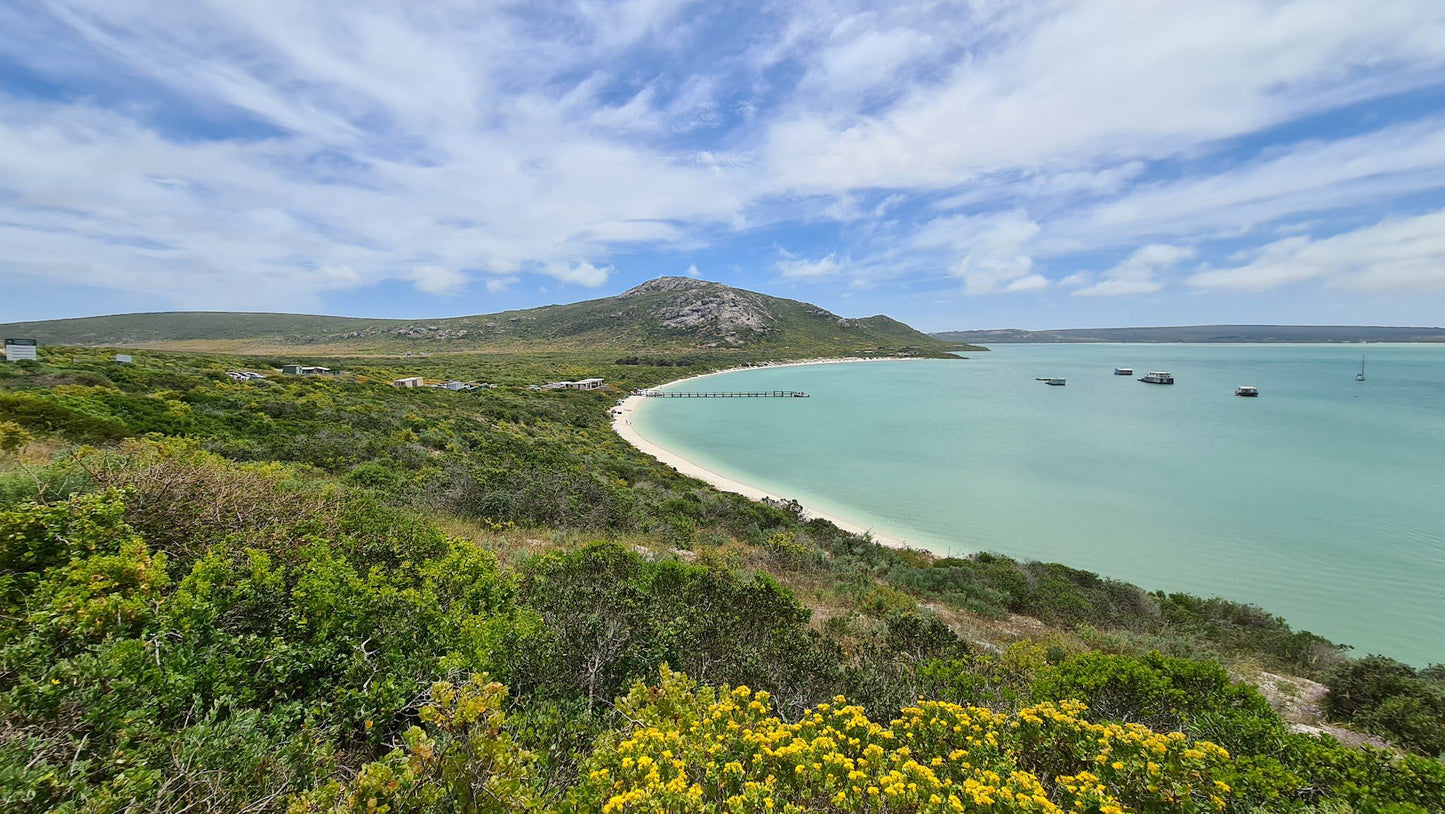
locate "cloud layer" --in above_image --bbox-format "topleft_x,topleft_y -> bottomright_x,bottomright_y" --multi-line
2,1 -> 1445,322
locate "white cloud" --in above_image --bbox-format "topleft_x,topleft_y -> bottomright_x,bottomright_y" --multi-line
684,264 -> 702,277
1,0 -> 1444,317
410,265 -> 468,295
1187,210 -> 1445,293
545,261 -> 613,287
317,265 -> 364,289
776,251 -> 843,279
1073,244 -> 1195,297
912,211 -> 1044,294
763,1 -> 1445,194
803,22 -> 937,98
485,275 -> 520,293
0,2 -> 741,310
1046,119 -> 1445,253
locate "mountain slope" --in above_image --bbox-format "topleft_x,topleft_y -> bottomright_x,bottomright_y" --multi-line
2,277 -> 972,356
934,325 -> 1445,344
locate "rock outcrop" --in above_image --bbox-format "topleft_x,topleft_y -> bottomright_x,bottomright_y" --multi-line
621,277 -> 776,342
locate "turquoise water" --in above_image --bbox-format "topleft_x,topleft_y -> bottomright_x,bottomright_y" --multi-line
630,345 -> 1445,665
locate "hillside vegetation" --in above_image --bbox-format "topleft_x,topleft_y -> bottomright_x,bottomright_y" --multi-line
933,326 -> 1445,344
1,277 -> 974,357
1,347 -> 1441,813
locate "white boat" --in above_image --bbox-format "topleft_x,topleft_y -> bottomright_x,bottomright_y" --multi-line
1235,386 -> 1259,397
1043,378 -> 1065,386
1138,371 -> 1174,385
1114,367 -> 1133,376
1355,354 -> 1366,382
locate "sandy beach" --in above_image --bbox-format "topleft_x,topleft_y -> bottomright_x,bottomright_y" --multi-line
611,357 -> 924,550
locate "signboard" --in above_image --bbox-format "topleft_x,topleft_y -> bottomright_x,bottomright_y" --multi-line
3,338 -> 37,362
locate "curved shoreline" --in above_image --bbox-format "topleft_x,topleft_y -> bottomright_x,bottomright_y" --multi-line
611,357 -> 928,550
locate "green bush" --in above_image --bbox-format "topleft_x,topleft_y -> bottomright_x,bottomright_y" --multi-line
1031,651 -> 1280,746
1326,656 -> 1445,757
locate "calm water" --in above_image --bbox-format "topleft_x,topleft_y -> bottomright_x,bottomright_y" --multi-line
631,345 -> 1445,665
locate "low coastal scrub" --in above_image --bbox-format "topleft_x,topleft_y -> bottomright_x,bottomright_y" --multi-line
1325,656 -> 1445,758
1,348 -> 1443,811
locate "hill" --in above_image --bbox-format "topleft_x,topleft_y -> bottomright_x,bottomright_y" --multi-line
2,277 -> 974,356
933,324 -> 1445,344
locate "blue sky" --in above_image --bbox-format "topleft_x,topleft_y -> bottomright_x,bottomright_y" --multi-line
3,1 -> 1445,331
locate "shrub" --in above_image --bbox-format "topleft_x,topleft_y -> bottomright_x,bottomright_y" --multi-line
1327,656 -> 1445,757
1030,652 -> 1279,745
288,675 -> 537,814
566,666 -> 1236,814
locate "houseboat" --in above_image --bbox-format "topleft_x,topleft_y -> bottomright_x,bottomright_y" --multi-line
1114,367 -> 1133,376
1138,371 -> 1174,385
1235,386 -> 1259,397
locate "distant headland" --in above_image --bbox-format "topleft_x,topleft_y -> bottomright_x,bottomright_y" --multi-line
933,325 -> 1445,344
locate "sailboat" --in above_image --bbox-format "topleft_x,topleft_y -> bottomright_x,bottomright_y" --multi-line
1355,354 -> 1366,382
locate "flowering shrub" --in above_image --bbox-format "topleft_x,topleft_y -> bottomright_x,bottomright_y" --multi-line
288,674 -> 536,814
567,666 -> 1234,813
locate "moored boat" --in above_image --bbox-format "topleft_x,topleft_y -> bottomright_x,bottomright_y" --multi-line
1114,367 -> 1133,375
1139,371 -> 1174,385
1235,386 -> 1259,397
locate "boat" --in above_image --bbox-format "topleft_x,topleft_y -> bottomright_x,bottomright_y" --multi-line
1355,354 -> 1366,382
1114,368 -> 1133,376
1235,386 -> 1259,397
1043,378 -> 1066,386
1138,371 -> 1174,385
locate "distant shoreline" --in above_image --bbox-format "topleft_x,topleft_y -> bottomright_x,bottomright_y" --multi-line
933,325 -> 1445,345
611,357 -> 927,550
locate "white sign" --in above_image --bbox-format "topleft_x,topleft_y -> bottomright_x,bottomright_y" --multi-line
3,339 -> 37,362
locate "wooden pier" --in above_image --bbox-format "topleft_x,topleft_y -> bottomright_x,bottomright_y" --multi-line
637,390 -> 809,398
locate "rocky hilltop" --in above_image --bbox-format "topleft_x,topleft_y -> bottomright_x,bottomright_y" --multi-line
2,276 -> 970,356
619,277 -> 774,342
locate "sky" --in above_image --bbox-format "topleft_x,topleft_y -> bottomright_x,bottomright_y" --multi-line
3,1 -> 1445,331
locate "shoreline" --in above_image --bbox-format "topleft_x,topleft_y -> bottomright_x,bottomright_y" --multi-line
611,357 -> 931,550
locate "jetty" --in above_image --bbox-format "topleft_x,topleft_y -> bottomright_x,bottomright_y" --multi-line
636,390 -> 809,398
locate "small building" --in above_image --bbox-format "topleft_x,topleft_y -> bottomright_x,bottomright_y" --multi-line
282,365 -> 336,376
3,338 -> 37,362
540,377 -> 605,391
393,376 -> 425,388
114,354 -> 133,364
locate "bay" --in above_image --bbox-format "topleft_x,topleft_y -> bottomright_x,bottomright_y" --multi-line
629,344 -> 1445,665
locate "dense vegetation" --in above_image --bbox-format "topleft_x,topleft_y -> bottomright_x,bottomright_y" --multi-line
1,347 -> 1441,812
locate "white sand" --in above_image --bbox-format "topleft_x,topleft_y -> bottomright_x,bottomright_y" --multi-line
611,358 -> 926,550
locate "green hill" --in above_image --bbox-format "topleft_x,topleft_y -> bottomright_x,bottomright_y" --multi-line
2,277 -> 972,356
933,325 -> 1445,344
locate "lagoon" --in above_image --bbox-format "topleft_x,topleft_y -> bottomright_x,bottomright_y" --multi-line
629,344 -> 1445,665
